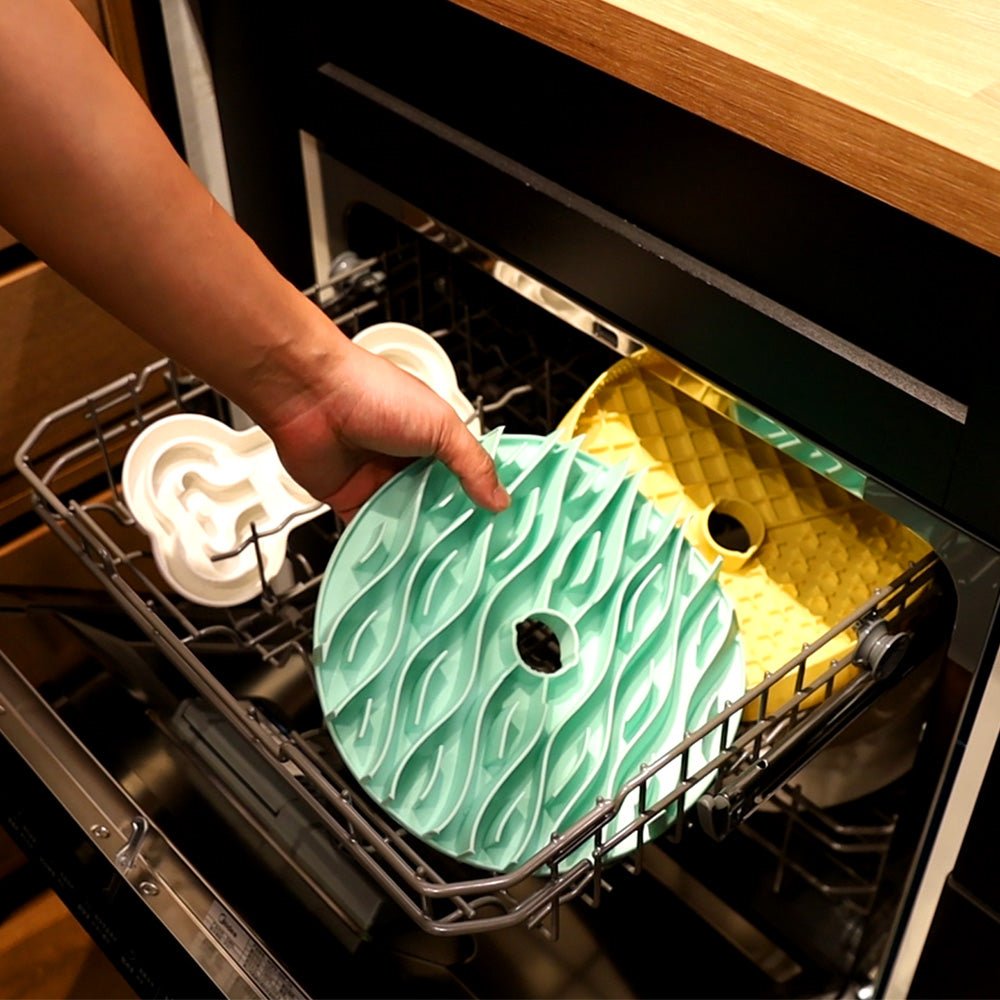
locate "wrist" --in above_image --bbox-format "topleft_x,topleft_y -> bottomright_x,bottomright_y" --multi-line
223,295 -> 352,433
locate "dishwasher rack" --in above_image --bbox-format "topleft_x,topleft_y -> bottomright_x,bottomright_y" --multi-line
15,244 -> 943,940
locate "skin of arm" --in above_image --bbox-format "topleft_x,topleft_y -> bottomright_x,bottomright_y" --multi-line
0,0 -> 509,520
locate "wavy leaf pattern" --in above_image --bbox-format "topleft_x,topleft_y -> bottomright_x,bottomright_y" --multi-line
313,432 -> 744,872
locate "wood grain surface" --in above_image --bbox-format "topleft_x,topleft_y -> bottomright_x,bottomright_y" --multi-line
0,890 -> 136,999
0,262 -> 159,526
452,0 -> 1000,256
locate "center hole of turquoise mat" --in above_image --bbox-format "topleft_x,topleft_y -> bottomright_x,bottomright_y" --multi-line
515,611 -> 577,675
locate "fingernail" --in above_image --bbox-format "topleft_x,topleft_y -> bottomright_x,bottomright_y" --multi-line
492,485 -> 511,510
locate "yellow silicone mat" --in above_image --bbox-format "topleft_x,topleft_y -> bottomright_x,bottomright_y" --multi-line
558,350 -> 931,719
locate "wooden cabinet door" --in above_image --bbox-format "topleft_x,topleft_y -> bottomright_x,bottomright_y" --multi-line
0,262 -> 160,524
0,1 -> 158,526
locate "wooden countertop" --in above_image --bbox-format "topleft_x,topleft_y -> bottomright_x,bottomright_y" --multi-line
452,0 -> 1000,257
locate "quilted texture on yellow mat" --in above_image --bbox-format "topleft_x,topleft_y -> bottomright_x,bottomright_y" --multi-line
558,351 -> 931,719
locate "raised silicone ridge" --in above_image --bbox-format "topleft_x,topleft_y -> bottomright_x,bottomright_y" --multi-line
313,431 -> 744,872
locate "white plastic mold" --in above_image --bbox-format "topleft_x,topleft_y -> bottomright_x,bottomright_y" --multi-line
313,430 -> 745,873
352,322 -> 482,435
122,413 -> 325,607
123,323 -> 480,607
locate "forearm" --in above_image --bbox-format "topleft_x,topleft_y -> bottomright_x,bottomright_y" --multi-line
0,0 -> 338,427
0,0 -> 506,516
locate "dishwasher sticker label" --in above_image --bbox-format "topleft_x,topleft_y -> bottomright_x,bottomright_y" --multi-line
206,901 -> 305,999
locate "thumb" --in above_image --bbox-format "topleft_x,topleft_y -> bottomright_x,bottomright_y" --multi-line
434,417 -> 510,512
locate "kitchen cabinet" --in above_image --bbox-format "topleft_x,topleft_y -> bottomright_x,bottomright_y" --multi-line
0,0 -> 158,545
452,0 -> 1000,257
73,0 -> 149,103
0,264 -> 158,527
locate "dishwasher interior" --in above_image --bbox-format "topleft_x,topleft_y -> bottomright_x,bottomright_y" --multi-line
6,203 -> 966,1000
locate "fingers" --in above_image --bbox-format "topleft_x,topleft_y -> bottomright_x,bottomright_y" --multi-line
434,417 -> 510,513
323,456 -> 408,523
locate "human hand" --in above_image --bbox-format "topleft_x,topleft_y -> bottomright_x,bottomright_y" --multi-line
261,340 -> 510,522
0,1 -> 508,525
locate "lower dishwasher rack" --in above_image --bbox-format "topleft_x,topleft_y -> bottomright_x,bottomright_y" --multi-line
13,255 -> 947,945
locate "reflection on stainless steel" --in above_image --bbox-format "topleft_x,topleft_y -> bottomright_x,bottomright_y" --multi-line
490,260 -> 643,357
400,211 -> 870,498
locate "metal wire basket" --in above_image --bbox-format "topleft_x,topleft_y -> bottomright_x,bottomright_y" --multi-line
14,240 -> 941,940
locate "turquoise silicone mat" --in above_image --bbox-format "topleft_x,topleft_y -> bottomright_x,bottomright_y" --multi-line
313,431 -> 744,873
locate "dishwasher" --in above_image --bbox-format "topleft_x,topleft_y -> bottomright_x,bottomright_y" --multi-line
1,3 -> 999,999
